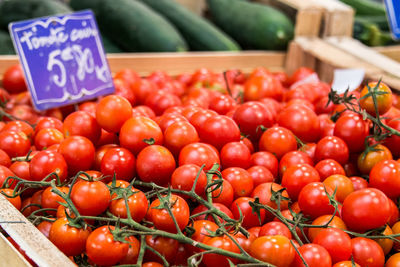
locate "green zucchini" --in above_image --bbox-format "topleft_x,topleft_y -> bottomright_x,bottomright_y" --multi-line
0,30 -> 15,54
141,0 -> 240,51
98,0 -> 188,52
340,0 -> 386,16
206,0 -> 294,50
0,0 -> 72,30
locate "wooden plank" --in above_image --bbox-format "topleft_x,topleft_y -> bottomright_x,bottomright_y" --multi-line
374,45 -> 400,62
0,233 -> 32,267
287,37 -> 400,91
0,52 -> 286,78
0,194 -> 75,267
317,0 -> 354,37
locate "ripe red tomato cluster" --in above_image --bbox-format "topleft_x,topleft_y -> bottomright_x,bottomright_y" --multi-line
1,65 -> 400,267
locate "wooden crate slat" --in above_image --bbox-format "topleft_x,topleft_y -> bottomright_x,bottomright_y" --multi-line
0,194 -> 75,267
0,233 -> 32,267
374,45 -> 400,62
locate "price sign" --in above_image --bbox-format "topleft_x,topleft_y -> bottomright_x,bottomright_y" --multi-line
385,0 -> 400,40
9,10 -> 114,111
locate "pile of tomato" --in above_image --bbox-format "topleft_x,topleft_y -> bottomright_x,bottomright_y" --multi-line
1,64 -> 400,267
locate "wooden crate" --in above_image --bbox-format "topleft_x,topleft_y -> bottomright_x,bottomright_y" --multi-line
374,45 -> 400,63
287,36 -> 400,91
0,50 -> 286,267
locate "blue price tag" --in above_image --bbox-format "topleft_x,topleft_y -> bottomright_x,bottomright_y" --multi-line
9,10 -> 114,111
385,0 -> 400,40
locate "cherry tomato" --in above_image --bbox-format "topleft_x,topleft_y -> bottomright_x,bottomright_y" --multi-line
292,243 -> 332,267
187,220 -> 219,254
2,65 -> 27,94
119,236 -> 140,264
63,111 -> 101,144
298,182 -> 336,219
1,188 -> 21,210
221,167 -> 253,198
342,188 -> 390,232
277,105 -> 320,142
386,253 -> 400,267
49,217 -> 90,256
96,95 -> 133,133
41,186 -> 68,214
351,237 -> 385,267
247,165 -> 274,187
202,235 -> 240,267
148,194 -> 189,233
323,174 -> 354,203
279,150 -> 313,176
29,151 -> 68,182
136,145 -> 175,186
360,81 -> 392,116
0,148 -> 11,167
281,163 -> 320,200
119,116 -> 163,155
145,90 -> 182,116
101,147 -> 136,182
163,120 -> 199,157
191,203 -> 234,224
34,128 -> 64,150
308,215 -> 347,242
58,136 -> 95,175
70,179 -> 110,216
313,228 -> 352,263
250,151 -> 278,177
369,159 -> 400,198
376,225 -> 393,255
86,225 -> 129,266
210,178 -> 234,207
349,176 -> 368,191
171,164 -> 207,197
179,142 -> 220,171
0,130 -> 31,158
250,235 -> 295,267
315,136 -> 349,165
259,126 -> 297,159
231,197 -> 266,228
357,144 -> 392,174
314,159 -> 346,181
36,220 -> 53,239
259,221 -> 292,239
244,74 -> 283,101
220,141 -> 251,169
333,113 -> 369,153
385,119 -> 400,157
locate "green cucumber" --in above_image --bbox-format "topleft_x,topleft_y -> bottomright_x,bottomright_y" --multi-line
98,0 -> 188,52
101,34 -> 124,53
69,0 -> 102,16
339,0 -> 386,16
0,0 -> 72,30
355,15 -> 389,31
141,0 -> 240,51
206,0 -> 294,50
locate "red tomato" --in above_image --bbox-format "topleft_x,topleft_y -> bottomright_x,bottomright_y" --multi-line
58,136 -> 95,175
119,116 -> 163,155
351,237 -> 385,267
369,159 -> 400,198
0,130 -> 31,158
342,188 -> 390,232
209,93 -> 237,115
34,128 -> 64,150
281,163 -> 320,200
49,217 -> 90,256
357,144 -> 392,174
307,215 -> 347,242
197,115 -> 240,150
148,194 -> 189,233
63,111 -> 101,144
244,74 -> 283,101
113,78 -> 136,106
250,235 -> 295,267
315,136 -> 349,165
386,253 -> 400,267
41,186 -> 68,214
333,113 -> 369,153
36,220 -> 53,239
96,95 -> 133,133
385,119 -> 400,157
210,178 -> 234,207
2,65 -> 27,94
250,151 -> 279,177
279,150 -> 314,176
259,126 -> 297,159
251,182 -> 289,221
145,234 -> 179,264
220,141 -> 251,169
314,159 -> 346,181
232,101 -> 275,142
259,221 -> 292,239
119,236 -> 140,264
171,164 -> 207,197
86,226 -> 129,266
292,244 -> 332,267
247,165 -> 274,187
29,151 -> 68,182
70,179 -> 111,216
388,198 -> 399,226
349,176 -> 368,191
202,235 -> 240,267
313,228 -> 352,263
163,120 -> 199,157
298,182 -> 336,219
231,197 -> 266,228
186,220 -> 219,254
277,105 -> 320,142
191,203 -> 234,224
109,184 -> 148,222
178,142 -> 220,171
101,147 -> 136,182
136,145 -> 175,186
290,67 -> 316,85
0,148 -> 11,167
221,167 -> 253,198
145,90 -> 182,116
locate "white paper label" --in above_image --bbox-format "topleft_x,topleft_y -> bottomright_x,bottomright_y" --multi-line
331,69 -> 365,94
